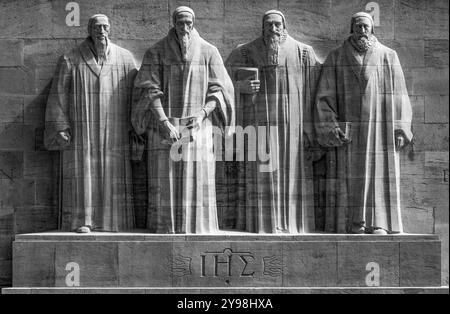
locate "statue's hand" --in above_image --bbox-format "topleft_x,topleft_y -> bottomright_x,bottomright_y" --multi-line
396,134 -> 406,150
327,127 -> 350,147
56,131 -> 71,147
186,110 -> 206,132
237,79 -> 260,95
161,120 -> 180,144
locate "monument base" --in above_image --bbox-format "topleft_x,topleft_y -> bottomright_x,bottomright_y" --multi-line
2,287 -> 448,294
10,232 -> 442,290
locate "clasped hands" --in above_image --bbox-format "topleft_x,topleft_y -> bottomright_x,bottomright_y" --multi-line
160,110 -> 207,144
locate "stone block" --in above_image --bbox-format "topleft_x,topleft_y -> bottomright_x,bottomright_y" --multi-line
424,151 -> 449,181
195,18 -> 225,53
110,1 -> 170,40
0,97 -> 24,124
383,40 -> 425,68
394,0 -> 425,40
0,39 -> 24,67
425,95 -> 449,124
0,0 -> 53,39
13,241 -> 55,287
8,234 -> 443,288
410,95 -> 425,124
23,39 -> 77,67
14,206 -> 58,234
412,67 -> 449,96
411,123 -> 449,152
434,205 -> 449,285
425,39 -> 449,68
55,242 -> 119,287
424,0 -> 449,40
35,178 -> 57,207
118,242 -> 172,287
0,212 -> 14,235
229,242 -> 283,287
23,151 -> 54,179
0,69 -> 26,95
402,206 -> 434,234
279,0 -> 333,41
337,242 -> 399,287
400,241 -> 441,286
50,0 -> 114,39
24,95 -> 48,128
330,0 -> 395,40
284,242 -> 337,287
0,179 -> 24,208
224,0 -> 277,46
0,152 -> 23,180
0,236 -> 13,261
172,241 -> 231,287
0,260 -> 12,287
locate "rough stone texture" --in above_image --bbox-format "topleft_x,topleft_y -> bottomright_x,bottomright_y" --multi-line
400,241 -> 441,286
0,40 -> 24,67
54,242 -> 119,287
9,234 -> 443,288
425,95 -> 449,124
0,0 -> 448,288
0,97 -> 24,124
337,242 -> 399,287
2,286 -> 449,294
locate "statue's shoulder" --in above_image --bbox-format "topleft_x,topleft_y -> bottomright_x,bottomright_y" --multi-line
376,41 -> 397,58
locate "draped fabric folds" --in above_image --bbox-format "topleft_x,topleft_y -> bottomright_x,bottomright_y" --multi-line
132,28 -> 235,234
45,39 -> 137,231
226,36 -> 320,234
315,38 -> 413,233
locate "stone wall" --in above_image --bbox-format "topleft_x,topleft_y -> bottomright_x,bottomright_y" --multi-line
0,0 -> 448,286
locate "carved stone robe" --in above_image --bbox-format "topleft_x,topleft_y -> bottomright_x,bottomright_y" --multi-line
226,35 -> 320,233
44,39 -> 137,232
315,38 -> 413,233
132,28 -> 235,234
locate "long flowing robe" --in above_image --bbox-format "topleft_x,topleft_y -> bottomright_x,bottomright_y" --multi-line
225,35 -> 320,234
44,39 -> 137,232
132,28 -> 235,234
315,38 -> 413,233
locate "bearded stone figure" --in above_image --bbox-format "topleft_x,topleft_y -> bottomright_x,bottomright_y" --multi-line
132,6 -> 235,234
226,11 -> 320,234
315,12 -> 413,234
44,14 -> 137,233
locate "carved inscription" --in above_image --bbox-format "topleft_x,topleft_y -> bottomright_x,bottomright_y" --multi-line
200,248 -> 256,278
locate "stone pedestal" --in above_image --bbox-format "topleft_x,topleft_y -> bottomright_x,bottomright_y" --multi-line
2,232 -> 444,293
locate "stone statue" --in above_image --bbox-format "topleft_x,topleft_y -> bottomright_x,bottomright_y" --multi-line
225,10 -> 320,233
315,12 -> 413,234
131,6 -> 235,234
44,14 -> 137,233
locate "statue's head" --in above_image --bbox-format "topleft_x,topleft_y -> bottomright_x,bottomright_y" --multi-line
88,14 -> 110,45
173,6 -> 195,38
350,12 -> 374,39
262,10 -> 286,39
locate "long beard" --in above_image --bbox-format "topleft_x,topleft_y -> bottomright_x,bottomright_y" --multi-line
264,32 -> 282,66
94,39 -> 108,64
179,32 -> 191,62
352,34 -> 374,53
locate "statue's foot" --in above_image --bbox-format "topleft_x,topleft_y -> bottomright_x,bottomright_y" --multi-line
351,226 -> 366,234
372,228 -> 388,235
76,226 -> 91,233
